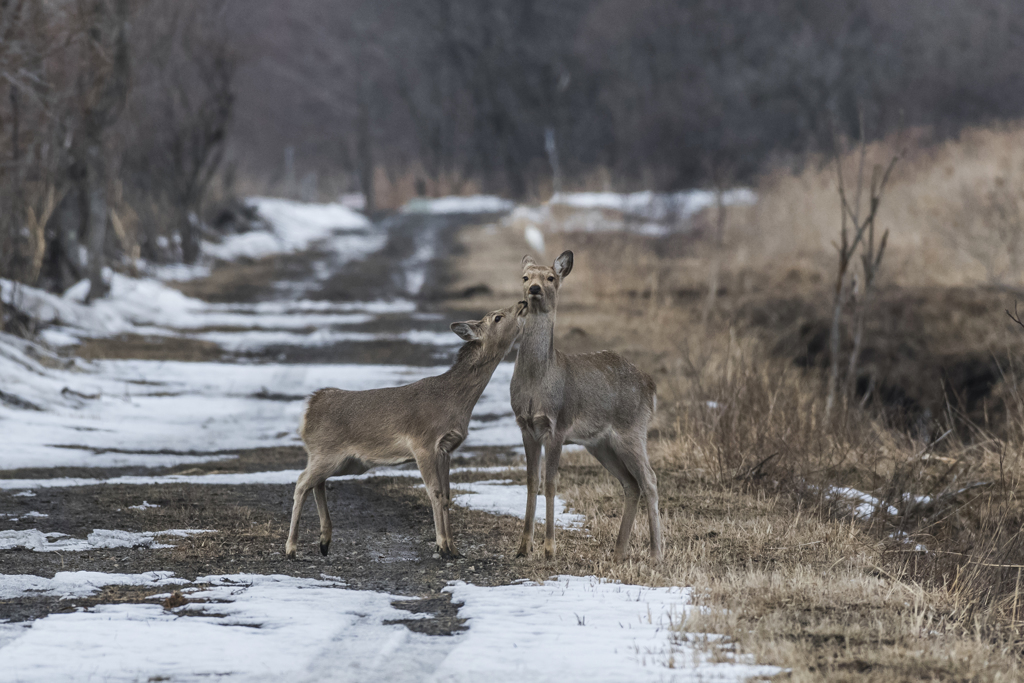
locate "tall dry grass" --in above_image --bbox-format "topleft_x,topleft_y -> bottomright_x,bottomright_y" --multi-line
734,123 -> 1024,290
444,124 -> 1024,677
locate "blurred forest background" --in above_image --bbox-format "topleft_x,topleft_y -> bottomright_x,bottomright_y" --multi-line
3,0 -> 1024,296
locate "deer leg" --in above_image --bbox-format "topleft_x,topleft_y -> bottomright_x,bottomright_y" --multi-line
313,481 -> 332,556
417,451 -> 451,558
591,442 -> 641,562
517,431 -> 542,557
285,469 -> 315,559
542,438 -> 564,559
437,448 -> 460,558
619,438 -> 664,564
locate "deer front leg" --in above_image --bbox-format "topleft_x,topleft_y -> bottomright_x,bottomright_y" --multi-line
542,438 -> 564,559
517,430 -> 542,557
313,481 -> 332,556
417,450 -> 454,559
438,447 -> 460,558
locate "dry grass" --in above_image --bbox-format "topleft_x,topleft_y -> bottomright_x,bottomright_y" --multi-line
443,123 -> 1024,680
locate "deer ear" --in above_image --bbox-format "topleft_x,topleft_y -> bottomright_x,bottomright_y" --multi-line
553,250 -> 573,279
522,254 -> 537,269
450,321 -> 481,341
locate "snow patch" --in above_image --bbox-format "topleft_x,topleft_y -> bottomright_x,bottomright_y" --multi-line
826,486 -> 899,519
0,528 -> 213,552
204,197 -> 378,261
402,195 -> 515,214
0,570 -> 185,600
439,576 -> 782,682
0,466 -> 427,491
453,480 -> 585,531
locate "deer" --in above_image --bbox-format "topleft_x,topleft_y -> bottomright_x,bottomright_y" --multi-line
511,251 -> 663,563
285,301 -> 526,560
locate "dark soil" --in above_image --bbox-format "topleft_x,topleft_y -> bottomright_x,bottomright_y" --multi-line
0,210 -> 541,636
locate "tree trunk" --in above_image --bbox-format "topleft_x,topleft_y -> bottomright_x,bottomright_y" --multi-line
181,209 -> 200,264
84,141 -> 109,302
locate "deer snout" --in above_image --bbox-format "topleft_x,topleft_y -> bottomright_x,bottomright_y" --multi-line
529,284 -> 542,295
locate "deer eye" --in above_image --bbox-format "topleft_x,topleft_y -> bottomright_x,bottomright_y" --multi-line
522,276 -> 528,282
494,315 -> 503,323
547,276 -> 554,282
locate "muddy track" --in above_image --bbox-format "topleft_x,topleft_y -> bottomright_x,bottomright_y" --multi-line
0,210 -> 531,633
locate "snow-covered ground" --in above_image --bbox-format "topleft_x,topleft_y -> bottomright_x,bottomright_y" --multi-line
205,196 -> 378,261
0,573 -> 780,682
0,350 -> 520,470
0,196 -> 782,682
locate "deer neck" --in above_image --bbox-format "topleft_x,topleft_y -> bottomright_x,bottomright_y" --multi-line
516,308 -> 556,381
440,341 -> 505,411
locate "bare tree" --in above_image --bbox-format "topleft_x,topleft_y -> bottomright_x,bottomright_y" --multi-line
72,0 -> 130,301
824,128 -> 900,418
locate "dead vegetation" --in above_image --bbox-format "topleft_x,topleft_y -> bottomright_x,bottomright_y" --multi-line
443,123 -> 1024,680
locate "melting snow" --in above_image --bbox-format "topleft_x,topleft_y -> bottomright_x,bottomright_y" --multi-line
827,486 -> 899,519
549,188 -> 756,221
0,573 -> 781,682
0,466 -> 426,491
401,195 -> 515,214
0,528 -> 213,552
438,576 -> 781,682
0,574 -> 453,683
204,197 -> 379,261
453,480 -> 585,531
0,570 -> 185,600
0,352 -> 520,470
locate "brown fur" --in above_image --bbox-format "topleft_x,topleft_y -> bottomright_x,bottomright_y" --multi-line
285,302 -> 526,559
510,251 -> 663,562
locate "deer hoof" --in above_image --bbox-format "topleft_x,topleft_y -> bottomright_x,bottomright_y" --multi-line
285,547 -> 297,560
319,540 -> 330,556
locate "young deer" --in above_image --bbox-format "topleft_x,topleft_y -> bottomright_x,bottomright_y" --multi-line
286,301 -> 525,560
511,251 -> 663,562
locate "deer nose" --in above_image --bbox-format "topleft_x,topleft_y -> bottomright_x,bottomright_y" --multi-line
529,284 -> 541,295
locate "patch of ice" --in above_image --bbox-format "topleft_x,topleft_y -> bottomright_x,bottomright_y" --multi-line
0,570 -> 185,600
127,501 -> 159,510
402,195 -> 515,215
0,574 -> 454,682
453,480 -> 585,530
12,492 -> 35,498
439,576 -> 782,682
0,528 -> 213,552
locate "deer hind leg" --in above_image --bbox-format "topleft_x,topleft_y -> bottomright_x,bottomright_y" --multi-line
591,442 -> 641,562
318,455 -> 369,556
617,436 -> 663,563
313,482 -> 331,556
542,438 -> 564,559
516,430 -> 542,557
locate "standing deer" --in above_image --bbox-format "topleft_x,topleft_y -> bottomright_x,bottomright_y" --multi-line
511,251 -> 663,562
286,301 -> 525,560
